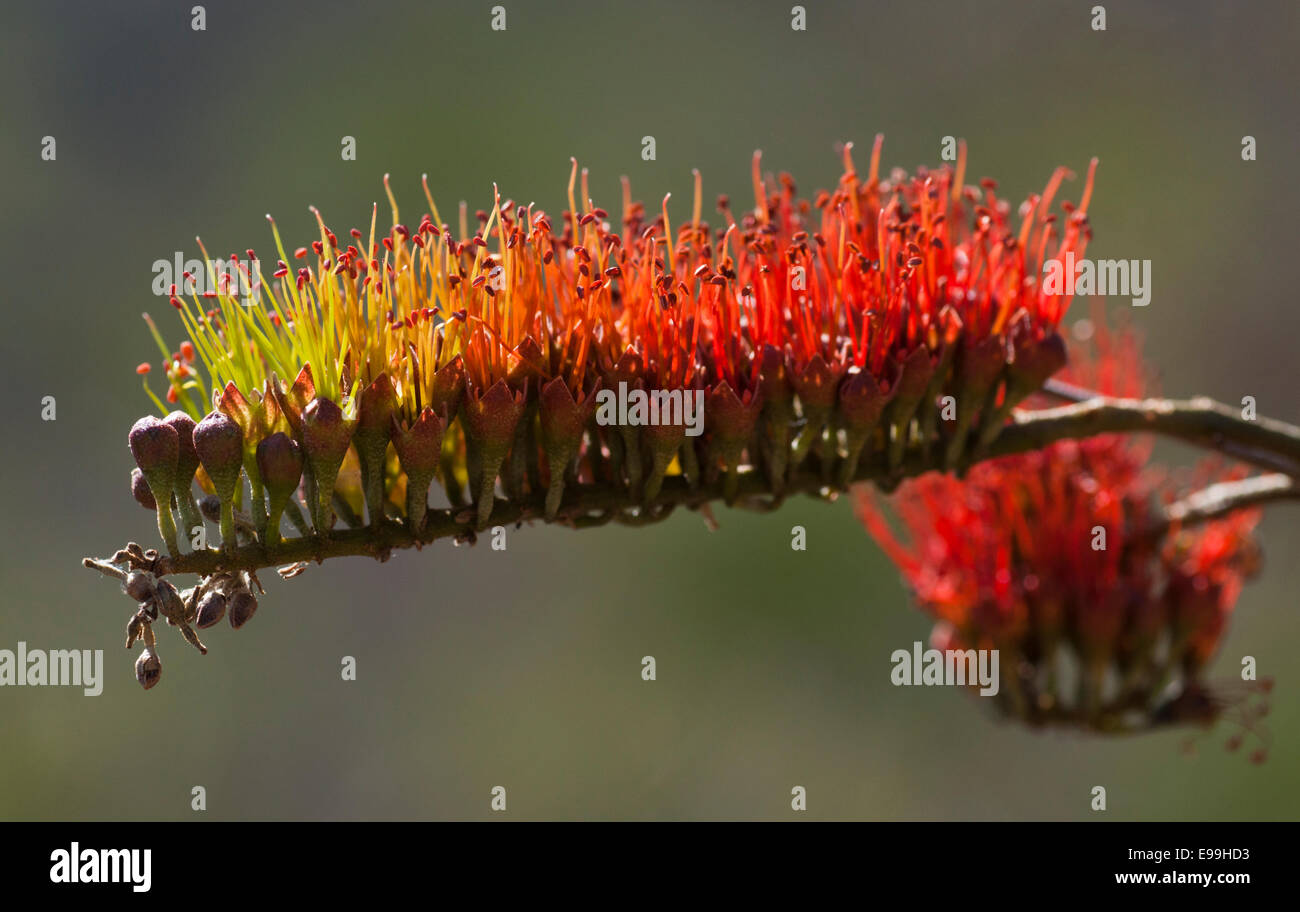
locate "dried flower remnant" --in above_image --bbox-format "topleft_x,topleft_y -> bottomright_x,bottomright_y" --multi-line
856,323 -> 1272,757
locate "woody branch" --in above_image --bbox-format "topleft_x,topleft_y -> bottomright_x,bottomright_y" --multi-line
88,393 -> 1300,580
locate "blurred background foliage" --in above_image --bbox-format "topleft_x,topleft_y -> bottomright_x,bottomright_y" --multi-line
1,0 -> 1297,819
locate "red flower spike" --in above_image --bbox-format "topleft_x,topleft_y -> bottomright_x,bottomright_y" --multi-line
856,324 -> 1266,745
121,143 -> 1109,595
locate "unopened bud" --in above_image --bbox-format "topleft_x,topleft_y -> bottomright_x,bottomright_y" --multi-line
131,467 -> 156,510
135,648 -> 162,690
193,410 -> 244,500
129,415 -> 179,477
129,415 -> 181,555
228,590 -> 258,629
195,591 -> 227,629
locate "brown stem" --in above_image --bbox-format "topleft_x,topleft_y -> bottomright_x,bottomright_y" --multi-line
985,396 -> 1300,476
1040,377 -> 1099,404
1161,473 -> 1298,526
87,394 -> 1300,579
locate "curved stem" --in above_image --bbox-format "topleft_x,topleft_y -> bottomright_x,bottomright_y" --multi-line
986,396 -> 1300,476
1160,473 -> 1298,526
87,394 -> 1300,579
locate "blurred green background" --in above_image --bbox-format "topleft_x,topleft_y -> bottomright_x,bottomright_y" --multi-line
1,0 -> 1297,820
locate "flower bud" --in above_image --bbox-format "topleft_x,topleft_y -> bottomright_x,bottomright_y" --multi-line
789,354 -> 843,475
1006,331 -> 1068,402
301,397 -> 355,534
942,336 -> 1008,468
354,374 -> 396,527
129,415 -> 180,556
461,379 -> 525,528
882,346 -> 937,471
273,364 -> 316,437
836,367 -> 891,486
154,578 -> 185,621
602,348 -> 645,492
426,356 -> 466,422
705,381 -> 763,504
508,336 -> 548,386
975,331 -> 1068,450
392,407 -> 445,534
228,590 -> 258,630
124,613 -> 145,649
195,591 -> 227,629
539,377 -> 597,519
135,647 -> 162,690
131,467 -> 156,510
129,415 -> 179,476
194,408 -> 244,552
164,410 -> 204,541
256,431 -> 304,545
194,410 -> 244,497
757,345 -> 795,493
640,418 -> 686,506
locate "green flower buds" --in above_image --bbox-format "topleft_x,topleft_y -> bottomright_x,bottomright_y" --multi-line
256,432 -> 304,547
301,397 -> 354,534
130,467 -> 156,511
194,410 -> 244,552
129,415 -> 180,556
163,411 -> 204,545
